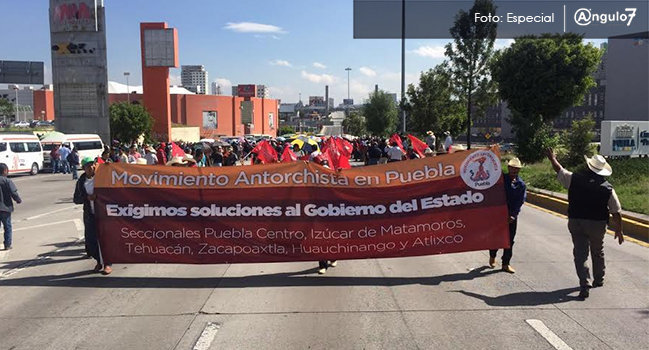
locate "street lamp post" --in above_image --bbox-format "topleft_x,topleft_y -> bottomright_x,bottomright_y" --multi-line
124,72 -> 131,103
11,85 -> 19,123
345,67 -> 352,100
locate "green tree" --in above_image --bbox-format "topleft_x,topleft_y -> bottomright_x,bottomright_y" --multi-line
109,102 -> 154,144
0,98 -> 14,119
445,0 -> 498,149
405,63 -> 465,140
342,111 -> 367,137
561,116 -> 595,166
364,90 -> 398,137
492,33 -> 601,162
278,125 -> 295,136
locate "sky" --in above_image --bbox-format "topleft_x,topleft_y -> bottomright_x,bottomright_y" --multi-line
1,0 -> 604,105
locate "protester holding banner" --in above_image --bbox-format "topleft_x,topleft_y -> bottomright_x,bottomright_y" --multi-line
73,157 -> 112,275
313,154 -> 337,275
546,148 -> 624,299
489,157 -> 526,273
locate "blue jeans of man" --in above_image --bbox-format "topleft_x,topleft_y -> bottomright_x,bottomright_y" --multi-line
71,164 -> 78,179
1,211 -> 13,248
52,159 -> 59,174
59,159 -> 70,174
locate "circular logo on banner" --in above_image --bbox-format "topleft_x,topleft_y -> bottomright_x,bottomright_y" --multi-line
459,150 -> 501,190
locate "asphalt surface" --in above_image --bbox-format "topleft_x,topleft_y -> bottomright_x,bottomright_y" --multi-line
0,172 -> 647,350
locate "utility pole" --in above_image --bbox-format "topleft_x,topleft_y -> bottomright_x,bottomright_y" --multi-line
345,67 -> 352,100
400,0 -> 406,133
124,72 -> 131,103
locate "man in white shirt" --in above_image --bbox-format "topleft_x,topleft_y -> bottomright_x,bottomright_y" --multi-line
546,148 -> 623,299
443,131 -> 453,153
385,142 -> 404,162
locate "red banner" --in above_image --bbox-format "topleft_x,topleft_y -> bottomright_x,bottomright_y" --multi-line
93,146 -> 509,264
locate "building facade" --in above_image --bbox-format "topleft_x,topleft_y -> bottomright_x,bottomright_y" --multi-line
181,65 -> 208,94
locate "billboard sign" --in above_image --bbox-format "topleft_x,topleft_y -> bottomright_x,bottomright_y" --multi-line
601,121 -> 649,156
143,28 -> 178,67
50,0 -> 99,32
343,98 -> 354,106
237,84 -> 257,98
0,61 -> 45,85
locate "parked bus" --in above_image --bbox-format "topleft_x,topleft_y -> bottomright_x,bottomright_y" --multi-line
0,134 -> 44,175
40,133 -> 104,169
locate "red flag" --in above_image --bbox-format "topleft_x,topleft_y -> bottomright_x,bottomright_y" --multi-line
96,157 -> 105,164
251,140 -> 278,164
407,134 -> 428,158
334,137 -> 352,169
321,137 -> 351,170
389,133 -> 405,153
171,142 -> 186,157
281,146 -> 298,163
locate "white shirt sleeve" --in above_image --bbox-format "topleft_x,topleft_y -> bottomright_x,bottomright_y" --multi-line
608,188 -> 622,213
557,168 -> 572,189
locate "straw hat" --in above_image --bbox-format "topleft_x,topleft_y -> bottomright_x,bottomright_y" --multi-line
426,131 -> 434,136
166,156 -> 189,166
146,146 -> 156,153
585,154 -> 612,176
136,158 -> 148,165
507,157 -> 523,168
424,148 -> 434,155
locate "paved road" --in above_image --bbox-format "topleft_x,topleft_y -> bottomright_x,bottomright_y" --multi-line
0,173 -> 647,350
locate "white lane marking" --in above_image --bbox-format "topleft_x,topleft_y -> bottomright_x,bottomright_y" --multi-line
193,322 -> 220,350
24,205 -> 78,221
73,219 -> 83,232
526,319 -> 573,350
0,220 -> 84,279
13,219 -> 80,232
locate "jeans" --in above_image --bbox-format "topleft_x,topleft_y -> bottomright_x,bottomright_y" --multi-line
84,213 -> 100,263
71,164 -> 78,179
59,160 -> 70,174
490,218 -> 517,265
568,218 -> 607,287
1,211 -> 12,248
52,159 -> 59,174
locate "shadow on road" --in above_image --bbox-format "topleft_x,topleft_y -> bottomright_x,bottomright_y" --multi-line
452,288 -> 581,306
0,265 -> 502,289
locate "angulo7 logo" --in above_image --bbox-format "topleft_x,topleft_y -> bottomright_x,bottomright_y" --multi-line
574,8 -> 637,26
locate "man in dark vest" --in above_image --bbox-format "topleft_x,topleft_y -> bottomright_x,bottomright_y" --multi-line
547,148 -> 624,299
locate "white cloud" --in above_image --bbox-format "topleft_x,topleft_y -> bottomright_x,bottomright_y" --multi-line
215,78 -> 232,88
301,70 -> 335,84
313,62 -> 327,69
224,22 -> 286,34
411,45 -> 446,59
270,59 -> 292,67
359,66 -> 377,77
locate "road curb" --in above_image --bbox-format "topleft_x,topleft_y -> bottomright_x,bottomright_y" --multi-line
526,189 -> 649,242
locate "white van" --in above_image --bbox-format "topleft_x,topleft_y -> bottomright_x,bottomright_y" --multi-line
41,133 -> 104,169
0,134 -> 44,175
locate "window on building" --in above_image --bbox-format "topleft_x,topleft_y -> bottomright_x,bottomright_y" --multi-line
268,112 -> 275,129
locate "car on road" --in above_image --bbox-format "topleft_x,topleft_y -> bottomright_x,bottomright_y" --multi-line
0,133 -> 44,175
13,121 -> 30,128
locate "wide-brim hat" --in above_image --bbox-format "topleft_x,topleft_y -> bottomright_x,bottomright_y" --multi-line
146,147 -> 156,153
136,158 -> 148,165
507,157 -> 523,168
166,156 -> 188,166
585,154 -> 612,176
444,131 -> 450,135
426,131 -> 434,135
